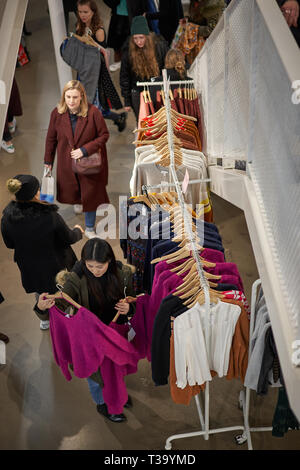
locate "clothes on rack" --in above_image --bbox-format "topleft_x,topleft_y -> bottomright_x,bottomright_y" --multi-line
119,198 -> 219,294
137,88 -> 203,139
150,262 -> 249,386
244,284 -> 300,438
244,292 -> 281,392
130,153 -> 209,210
119,190 -> 250,400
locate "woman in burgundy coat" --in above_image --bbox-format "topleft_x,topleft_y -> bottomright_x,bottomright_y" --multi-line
44,80 -> 109,238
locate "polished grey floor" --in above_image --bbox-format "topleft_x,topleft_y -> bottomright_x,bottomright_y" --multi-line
0,0 -> 299,451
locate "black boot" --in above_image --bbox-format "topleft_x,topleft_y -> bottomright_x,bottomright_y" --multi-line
115,112 -> 127,132
96,403 -> 127,423
124,395 -> 133,408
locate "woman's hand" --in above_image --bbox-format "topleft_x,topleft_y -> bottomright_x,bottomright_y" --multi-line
71,148 -> 84,160
115,299 -> 130,315
37,293 -> 55,311
44,164 -> 52,173
281,0 -> 299,27
124,106 -> 132,113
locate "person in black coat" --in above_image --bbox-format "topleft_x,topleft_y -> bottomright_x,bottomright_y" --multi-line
1,175 -> 83,328
103,0 -> 148,70
119,15 -> 169,121
145,0 -> 184,45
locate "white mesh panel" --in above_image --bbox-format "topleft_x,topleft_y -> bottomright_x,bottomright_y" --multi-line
249,3 -> 300,337
190,0 -> 300,341
224,0 -> 254,159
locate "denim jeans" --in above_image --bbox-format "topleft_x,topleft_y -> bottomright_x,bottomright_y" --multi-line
87,377 -> 105,405
84,211 -> 96,229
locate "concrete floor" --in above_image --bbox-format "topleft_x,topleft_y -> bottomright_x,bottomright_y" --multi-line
0,0 -> 299,451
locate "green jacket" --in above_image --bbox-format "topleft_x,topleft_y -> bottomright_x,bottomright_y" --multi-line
34,261 -> 136,385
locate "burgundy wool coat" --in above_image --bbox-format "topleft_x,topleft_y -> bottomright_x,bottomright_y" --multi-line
44,103 -> 110,212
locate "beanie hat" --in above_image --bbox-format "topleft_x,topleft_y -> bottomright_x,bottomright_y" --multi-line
131,16 -> 150,36
6,174 -> 40,201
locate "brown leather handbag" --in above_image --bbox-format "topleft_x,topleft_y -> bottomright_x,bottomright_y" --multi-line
71,148 -> 102,175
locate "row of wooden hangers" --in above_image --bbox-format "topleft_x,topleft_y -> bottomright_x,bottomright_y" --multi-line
144,192 -> 223,306
141,82 -> 198,106
133,95 -> 223,307
133,107 -> 198,168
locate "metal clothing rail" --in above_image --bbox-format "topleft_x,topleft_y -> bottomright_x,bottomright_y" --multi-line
141,177 -> 211,193
139,71 -> 251,449
136,79 -> 195,87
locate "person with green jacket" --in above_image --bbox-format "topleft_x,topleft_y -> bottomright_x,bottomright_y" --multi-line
34,238 -> 136,423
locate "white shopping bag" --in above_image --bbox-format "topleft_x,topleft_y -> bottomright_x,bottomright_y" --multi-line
40,168 -> 54,203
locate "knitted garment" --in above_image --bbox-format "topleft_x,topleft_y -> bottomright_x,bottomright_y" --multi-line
272,387 -> 300,437
49,305 -> 139,414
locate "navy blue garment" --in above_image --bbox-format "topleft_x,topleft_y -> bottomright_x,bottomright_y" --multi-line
147,0 -> 160,33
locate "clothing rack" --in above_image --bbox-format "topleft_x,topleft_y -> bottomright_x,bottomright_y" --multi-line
139,70 -> 251,449
136,79 -> 195,87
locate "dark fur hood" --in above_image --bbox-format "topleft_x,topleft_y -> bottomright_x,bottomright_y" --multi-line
2,200 -> 59,222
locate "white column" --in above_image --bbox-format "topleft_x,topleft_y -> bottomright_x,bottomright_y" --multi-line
48,0 -> 72,95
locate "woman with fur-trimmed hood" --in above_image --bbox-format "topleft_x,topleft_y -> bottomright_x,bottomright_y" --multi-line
34,238 -> 136,423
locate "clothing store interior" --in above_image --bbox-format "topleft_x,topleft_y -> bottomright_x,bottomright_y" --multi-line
0,0 -> 300,452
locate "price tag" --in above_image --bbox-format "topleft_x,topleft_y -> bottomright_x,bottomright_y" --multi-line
128,327 -> 136,342
182,169 -> 190,195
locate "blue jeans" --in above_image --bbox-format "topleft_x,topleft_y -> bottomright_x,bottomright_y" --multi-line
87,377 -> 105,405
85,211 -> 96,229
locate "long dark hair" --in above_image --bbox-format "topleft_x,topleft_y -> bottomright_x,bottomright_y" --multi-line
81,239 -> 123,309
76,0 -> 103,36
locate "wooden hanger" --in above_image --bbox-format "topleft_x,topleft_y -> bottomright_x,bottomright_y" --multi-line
45,289 -> 82,311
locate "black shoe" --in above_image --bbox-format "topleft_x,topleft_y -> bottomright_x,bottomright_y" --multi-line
115,112 -> 127,132
96,403 -> 127,423
124,395 -> 133,408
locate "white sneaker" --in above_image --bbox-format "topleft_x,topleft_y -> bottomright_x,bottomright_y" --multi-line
40,320 -> 50,330
1,140 -> 15,153
84,229 -> 99,239
109,61 -> 121,72
8,117 -> 17,134
73,204 -> 83,214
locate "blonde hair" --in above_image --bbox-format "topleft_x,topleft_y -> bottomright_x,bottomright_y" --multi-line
6,178 -> 22,194
57,80 -> 88,117
165,49 -> 186,79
